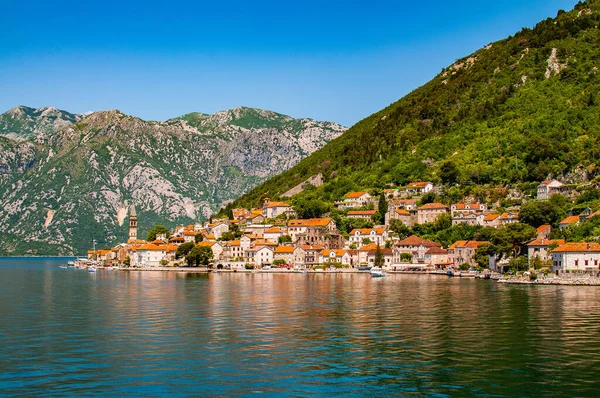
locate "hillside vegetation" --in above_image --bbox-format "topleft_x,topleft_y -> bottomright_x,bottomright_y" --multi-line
225,1 -> 600,212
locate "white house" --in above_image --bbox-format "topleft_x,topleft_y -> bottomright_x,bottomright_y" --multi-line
207,222 -> 229,240
273,246 -> 295,264
450,203 -> 488,213
348,228 -> 387,248
527,238 -> 565,262
319,249 -> 352,266
537,179 -> 564,200
262,201 -> 293,219
336,191 -> 372,209
134,243 -> 167,266
264,227 -> 286,242
245,246 -> 274,266
552,242 -> 600,273
407,181 -> 433,194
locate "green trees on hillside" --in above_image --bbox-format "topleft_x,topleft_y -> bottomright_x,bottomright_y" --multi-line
147,225 -> 170,241
224,2 -> 600,214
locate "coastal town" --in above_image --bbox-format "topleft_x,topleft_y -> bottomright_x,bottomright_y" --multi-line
87,179 -> 600,279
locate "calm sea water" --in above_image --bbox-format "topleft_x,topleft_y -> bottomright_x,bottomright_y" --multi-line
1,258 -> 600,396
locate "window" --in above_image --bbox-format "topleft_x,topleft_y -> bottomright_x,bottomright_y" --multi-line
575,260 -> 579,266
585,260 -> 589,266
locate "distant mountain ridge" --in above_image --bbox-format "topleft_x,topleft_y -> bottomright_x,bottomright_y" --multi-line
0,105 -> 345,255
0,106 -> 84,141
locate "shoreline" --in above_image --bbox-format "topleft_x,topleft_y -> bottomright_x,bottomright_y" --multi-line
98,266 -> 600,286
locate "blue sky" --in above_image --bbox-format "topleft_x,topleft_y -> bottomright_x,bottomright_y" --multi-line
0,0 -> 578,126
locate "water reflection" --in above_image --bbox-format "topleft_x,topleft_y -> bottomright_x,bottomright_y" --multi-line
1,259 -> 600,396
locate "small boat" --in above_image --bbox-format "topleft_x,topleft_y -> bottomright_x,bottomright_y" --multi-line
447,269 -> 455,277
67,261 -> 75,267
88,266 -> 96,272
357,266 -> 372,271
59,265 -> 68,269
370,268 -> 386,278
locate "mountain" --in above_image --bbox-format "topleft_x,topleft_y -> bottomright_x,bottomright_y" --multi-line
0,106 -> 84,141
225,1 -> 600,212
0,106 -> 345,255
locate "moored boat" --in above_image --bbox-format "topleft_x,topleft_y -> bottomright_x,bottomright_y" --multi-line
370,268 -> 387,278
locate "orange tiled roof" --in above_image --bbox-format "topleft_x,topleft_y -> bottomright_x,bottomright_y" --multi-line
392,199 -> 416,205
537,224 -> 551,234
321,249 -> 348,257
274,246 -> 295,253
553,242 -> 600,253
288,218 -> 333,227
397,235 -> 441,247
527,238 -> 565,246
448,240 -> 468,250
197,241 -> 219,247
301,244 -> 325,251
418,202 -> 448,210
560,215 -> 580,225
465,241 -> 488,249
408,181 -> 431,188
350,228 -> 374,235
484,214 -> 500,222
344,191 -> 368,199
347,210 -> 376,216
453,203 -> 484,210
359,243 -> 379,251
426,247 -> 448,255
137,243 -> 165,251
228,240 -> 241,246
264,227 -> 283,233
395,209 -> 411,215
499,212 -> 519,220
252,239 -> 278,247
264,201 -> 290,208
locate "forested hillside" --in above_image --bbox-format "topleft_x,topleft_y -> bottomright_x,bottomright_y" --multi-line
225,1 -> 600,212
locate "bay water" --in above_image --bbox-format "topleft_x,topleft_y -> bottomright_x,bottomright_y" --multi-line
1,257 -> 599,396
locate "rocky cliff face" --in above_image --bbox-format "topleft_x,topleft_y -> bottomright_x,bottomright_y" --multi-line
0,106 -> 345,255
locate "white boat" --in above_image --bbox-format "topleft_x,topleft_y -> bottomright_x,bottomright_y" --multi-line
88,265 -> 97,272
370,268 -> 387,278
67,261 -> 75,267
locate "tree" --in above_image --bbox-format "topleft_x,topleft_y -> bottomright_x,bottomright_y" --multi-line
186,245 -> 213,267
518,200 -> 566,228
195,233 -> 204,243
176,242 -> 195,259
292,196 -> 331,219
419,192 -> 436,205
362,238 -> 372,245
123,256 -> 130,266
278,235 -> 292,244
377,194 -> 388,224
147,225 -> 170,241
485,223 -> 537,261
440,160 -> 459,184
374,244 -> 384,268
389,219 -> 411,239
400,253 -> 413,263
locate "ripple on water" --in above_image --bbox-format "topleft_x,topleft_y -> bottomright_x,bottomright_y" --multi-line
1,262 -> 600,396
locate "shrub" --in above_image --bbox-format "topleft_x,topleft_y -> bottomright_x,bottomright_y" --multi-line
245,264 -> 254,269
529,272 -> 538,281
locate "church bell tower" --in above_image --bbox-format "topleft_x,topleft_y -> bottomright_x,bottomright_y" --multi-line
128,205 -> 138,243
